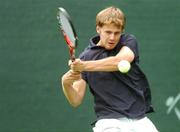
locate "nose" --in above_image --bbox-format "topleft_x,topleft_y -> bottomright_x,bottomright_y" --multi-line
109,33 -> 115,40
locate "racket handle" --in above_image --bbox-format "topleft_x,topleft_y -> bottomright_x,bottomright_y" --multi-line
71,55 -> 75,62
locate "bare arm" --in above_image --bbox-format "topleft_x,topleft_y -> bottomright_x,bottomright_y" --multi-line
61,70 -> 86,107
71,46 -> 135,72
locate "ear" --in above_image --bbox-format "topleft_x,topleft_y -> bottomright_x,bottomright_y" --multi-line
96,26 -> 100,34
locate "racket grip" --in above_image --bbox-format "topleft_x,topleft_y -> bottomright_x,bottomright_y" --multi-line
71,55 -> 75,62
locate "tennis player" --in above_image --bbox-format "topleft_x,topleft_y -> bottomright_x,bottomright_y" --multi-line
61,6 -> 159,132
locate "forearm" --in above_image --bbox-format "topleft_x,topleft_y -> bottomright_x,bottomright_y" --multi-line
61,71 -> 85,107
62,81 -> 82,107
71,46 -> 134,72
83,56 -> 120,71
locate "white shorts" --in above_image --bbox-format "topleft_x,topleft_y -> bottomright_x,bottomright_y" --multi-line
93,117 -> 159,132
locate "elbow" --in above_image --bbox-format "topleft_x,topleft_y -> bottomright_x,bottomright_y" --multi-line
70,101 -> 81,108
68,98 -> 82,108
71,104 -> 80,108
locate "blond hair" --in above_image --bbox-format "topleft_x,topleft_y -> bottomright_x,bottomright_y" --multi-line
96,6 -> 126,30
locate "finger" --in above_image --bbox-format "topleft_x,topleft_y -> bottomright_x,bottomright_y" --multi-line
68,60 -> 72,66
70,65 -> 79,72
69,70 -> 81,75
67,73 -> 81,80
72,58 -> 80,65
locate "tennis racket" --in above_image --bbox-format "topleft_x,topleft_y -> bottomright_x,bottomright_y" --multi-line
57,7 -> 78,61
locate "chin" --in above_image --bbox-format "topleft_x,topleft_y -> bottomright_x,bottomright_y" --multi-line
105,47 -> 115,50
105,45 -> 116,50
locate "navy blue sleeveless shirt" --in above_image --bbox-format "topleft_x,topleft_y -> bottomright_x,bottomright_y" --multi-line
79,34 -> 154,120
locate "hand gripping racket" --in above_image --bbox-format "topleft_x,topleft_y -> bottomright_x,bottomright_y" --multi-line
57,7 -> 78,61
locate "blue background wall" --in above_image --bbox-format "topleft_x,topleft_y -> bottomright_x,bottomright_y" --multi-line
0,0 -> 179,131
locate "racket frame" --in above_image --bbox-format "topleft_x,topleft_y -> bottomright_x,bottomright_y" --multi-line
57,7 -> 78,61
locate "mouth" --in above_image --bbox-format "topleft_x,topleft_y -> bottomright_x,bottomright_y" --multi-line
108,42 -> 115,46
106,42 -> 116,49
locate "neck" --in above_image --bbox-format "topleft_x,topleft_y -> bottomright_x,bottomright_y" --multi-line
96,40 -> 102,46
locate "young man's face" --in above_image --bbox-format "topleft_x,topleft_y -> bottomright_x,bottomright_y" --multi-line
96,23 -> 122,50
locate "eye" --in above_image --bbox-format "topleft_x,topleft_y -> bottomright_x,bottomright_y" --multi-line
105,31 -> 112,34
115,32 -> 121,35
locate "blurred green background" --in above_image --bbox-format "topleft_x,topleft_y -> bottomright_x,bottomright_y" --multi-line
0,0 -> 179,131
